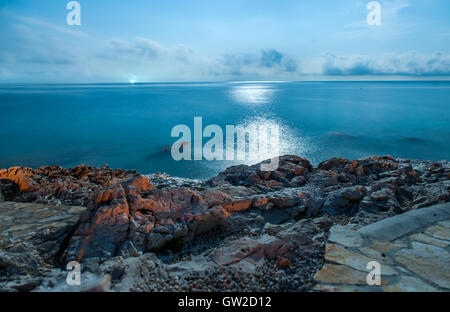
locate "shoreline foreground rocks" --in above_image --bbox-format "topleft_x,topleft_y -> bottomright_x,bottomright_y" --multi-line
0,155 -> 449,292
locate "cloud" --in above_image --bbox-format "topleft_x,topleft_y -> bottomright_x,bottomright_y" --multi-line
217,49 -> 298,78
1,11 -> 450,82
321,52 -> 450,76
100,40 -> 298,81
110,38 -> 165,60
4,10 -> 89,38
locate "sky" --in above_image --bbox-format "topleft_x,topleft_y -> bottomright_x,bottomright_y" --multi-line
0,0 -> 449,82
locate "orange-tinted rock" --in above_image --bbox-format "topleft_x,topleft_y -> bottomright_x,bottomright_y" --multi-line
127,175 -> 155,192
252,197 -> 271,208
265,180 -> 280,187
65,176 -> 240,261
0,165 -> 138,205
223,199 -> 253,213
277,257 -> 291,268
66,183 -> 131,261
0,167 -> 39,192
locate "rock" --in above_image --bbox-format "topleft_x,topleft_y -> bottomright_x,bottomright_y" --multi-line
314,284 -> 378,292
409,233 -> 449,248
0,165 -> 138,205
328,225 -> 364,247
371,189 -> 391,201
324,244 -> 397,275
394,242 -> 450,289
65,175 -> 239,261
314,264 -> 384,286
276,257 -> 291,268
424,225 -> 450,241
212,237 -> 263,266
64,183 -> 131,261
4,276 -> 40,292
438,221 -> 450,228
321,191 -> 356,215
0,188 -> 4,202
364,239 -> 407,254
263,223 -> 286,235
127,175 -> 155,192
208,155 -> 312,188
359,196 -> 398,213
223,199 -> 253,213
339,186 -> 366,202
0,155 -> 449,292
82,274 -> 111,292
383,276 -> 438,292
261,208 -> 291,225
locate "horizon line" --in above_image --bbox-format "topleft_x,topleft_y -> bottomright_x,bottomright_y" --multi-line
1,79 -> 450,85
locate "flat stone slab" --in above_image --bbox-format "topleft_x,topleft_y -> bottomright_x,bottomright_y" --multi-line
410,233 -> 449,248
383,276 -> 438,292
0,201 -> 85,240
394,242 -> 450,289
315,203 -> 450,292
328,225 -> 364,247
357,203 -> 450,242
324,243 -> 397,275
425,225 -> 450,241
314,264 -> 388,286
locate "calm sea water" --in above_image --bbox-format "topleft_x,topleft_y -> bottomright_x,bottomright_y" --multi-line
0,81 -> 449,179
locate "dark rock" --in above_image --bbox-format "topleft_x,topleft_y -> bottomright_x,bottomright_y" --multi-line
262,208 -> 292,225
208,155 -> 312,188
339,186 -> 366,202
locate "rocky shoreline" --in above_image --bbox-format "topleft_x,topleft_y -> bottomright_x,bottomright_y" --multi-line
0,155 -> 449,292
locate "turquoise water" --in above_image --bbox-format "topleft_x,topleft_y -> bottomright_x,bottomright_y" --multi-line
0,81 -> 449,179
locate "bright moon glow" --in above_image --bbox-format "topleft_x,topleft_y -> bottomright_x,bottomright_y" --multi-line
229,84 -> 276,105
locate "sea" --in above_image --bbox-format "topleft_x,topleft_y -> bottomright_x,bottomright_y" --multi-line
0,81 -> 449,179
